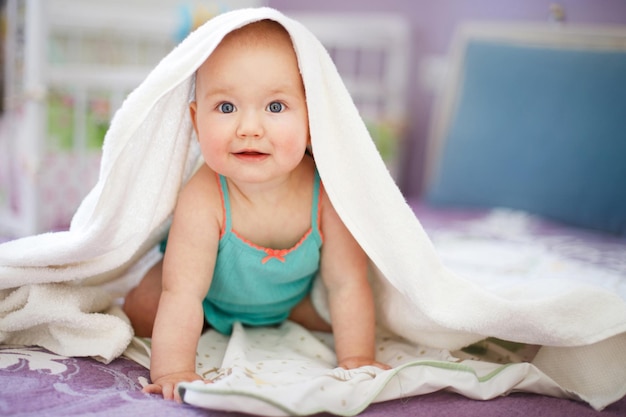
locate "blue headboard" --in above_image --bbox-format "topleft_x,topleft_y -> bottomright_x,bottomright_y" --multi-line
426,23 -> 626,236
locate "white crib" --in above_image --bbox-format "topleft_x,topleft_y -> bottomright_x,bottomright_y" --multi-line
0,0 -> 264,237
0,2 -> 410,237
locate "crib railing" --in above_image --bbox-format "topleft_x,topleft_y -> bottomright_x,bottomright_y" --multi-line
1,0 -> 173,236
1,2 -> 408,237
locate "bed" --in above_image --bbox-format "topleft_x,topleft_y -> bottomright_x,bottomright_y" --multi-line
2,203 -> 625,416
2,12 -> 626,417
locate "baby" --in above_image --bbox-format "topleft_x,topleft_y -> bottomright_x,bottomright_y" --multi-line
123,19 -> 389,401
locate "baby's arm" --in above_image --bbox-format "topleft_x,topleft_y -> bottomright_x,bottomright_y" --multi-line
145,168 -> 221,400
319,192 -> 390,370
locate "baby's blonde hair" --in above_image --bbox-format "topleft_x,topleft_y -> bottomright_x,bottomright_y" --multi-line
223,19 -> 292,48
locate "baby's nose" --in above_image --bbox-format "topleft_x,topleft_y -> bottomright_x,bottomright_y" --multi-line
236,110 -> 264,138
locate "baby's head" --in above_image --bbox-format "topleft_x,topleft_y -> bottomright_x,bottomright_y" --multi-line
189,19 -> 310,180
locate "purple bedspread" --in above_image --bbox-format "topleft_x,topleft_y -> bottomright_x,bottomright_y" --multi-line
2,346 -> 625,417
2,202 -> 625,416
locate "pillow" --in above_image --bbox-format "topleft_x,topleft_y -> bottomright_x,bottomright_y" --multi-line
427,39 -> 626,236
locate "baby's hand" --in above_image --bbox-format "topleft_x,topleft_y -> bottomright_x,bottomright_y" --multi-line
338,356 -> 391,371
143,371 -> 204,402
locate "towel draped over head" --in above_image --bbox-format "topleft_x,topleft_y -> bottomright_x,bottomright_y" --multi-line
1,6 -> 625,412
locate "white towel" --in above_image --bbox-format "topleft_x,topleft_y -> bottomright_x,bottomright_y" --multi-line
1,7 -> 625,413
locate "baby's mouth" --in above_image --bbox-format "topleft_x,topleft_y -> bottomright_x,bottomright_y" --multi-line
237,151 -> 264,156
233,150 -> 268,160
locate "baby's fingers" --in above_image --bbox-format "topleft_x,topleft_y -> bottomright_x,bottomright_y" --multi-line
163,382 -> 179,401
142,383 -> 163,395
143,382 -> 179,402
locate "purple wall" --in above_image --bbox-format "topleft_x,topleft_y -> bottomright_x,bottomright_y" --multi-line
268,0 -> 626,197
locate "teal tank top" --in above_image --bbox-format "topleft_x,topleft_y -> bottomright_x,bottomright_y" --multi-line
203,171 -> 323,335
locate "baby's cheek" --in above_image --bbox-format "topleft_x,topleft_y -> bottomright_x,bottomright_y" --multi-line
282,132 -> 309,155
199,141 -> 226,168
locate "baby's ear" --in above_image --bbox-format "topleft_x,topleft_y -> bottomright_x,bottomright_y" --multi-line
189,101 -> 199,133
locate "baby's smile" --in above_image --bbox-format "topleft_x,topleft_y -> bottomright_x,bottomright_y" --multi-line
234,150 -> 269,160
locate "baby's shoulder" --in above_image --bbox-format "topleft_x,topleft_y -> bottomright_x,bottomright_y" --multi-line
176,165 -> 223,217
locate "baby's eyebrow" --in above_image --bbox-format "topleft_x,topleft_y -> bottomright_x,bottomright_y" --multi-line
198,79 -> 304,100
200,86 -> 234,98
266,85 -> 306,99
196,87 -> 230,99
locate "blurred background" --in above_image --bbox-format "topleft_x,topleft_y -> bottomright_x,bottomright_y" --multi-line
1,0 -> 626,237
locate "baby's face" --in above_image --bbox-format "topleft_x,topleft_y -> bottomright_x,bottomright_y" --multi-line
190,24 -> 309,185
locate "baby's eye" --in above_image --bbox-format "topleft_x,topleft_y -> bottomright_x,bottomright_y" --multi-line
219,102 -> 235,113
267,101 -> 284,113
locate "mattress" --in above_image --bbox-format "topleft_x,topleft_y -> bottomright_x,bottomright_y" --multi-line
2,202 -> 625,416
411,201 -> 626,300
